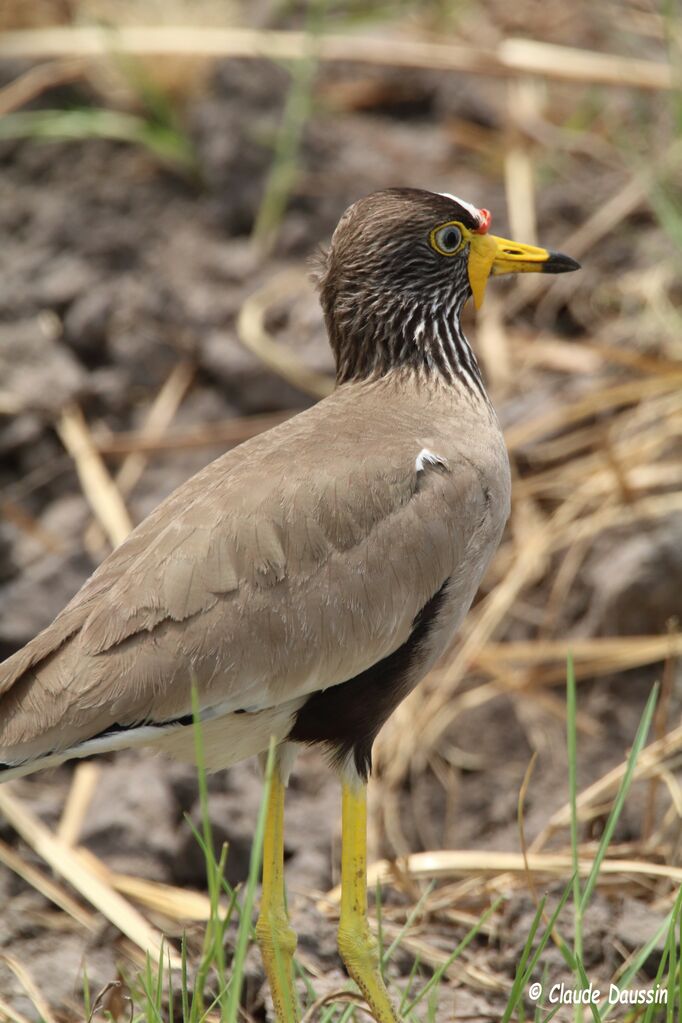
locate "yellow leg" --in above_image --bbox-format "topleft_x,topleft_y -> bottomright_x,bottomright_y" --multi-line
338,780 -> 399,1023
256,766 -> 298,1023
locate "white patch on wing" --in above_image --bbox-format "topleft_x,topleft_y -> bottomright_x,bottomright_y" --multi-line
416,447 -> 448,473
438,192 -> 481,224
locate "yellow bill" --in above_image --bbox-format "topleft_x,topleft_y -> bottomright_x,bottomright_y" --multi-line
468,232 -> 580,310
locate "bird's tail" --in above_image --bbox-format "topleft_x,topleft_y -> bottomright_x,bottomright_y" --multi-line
0,696 -> 304,781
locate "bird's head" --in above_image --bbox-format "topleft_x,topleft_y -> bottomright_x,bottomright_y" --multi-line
317,188 -> 580,385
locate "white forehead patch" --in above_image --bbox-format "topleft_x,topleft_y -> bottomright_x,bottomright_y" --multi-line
438,192 -> 481,225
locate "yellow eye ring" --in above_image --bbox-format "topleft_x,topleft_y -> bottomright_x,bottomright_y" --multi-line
429,221 -> 466,256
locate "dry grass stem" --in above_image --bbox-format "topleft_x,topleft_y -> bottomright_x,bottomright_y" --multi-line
503,175 -> 650,318
379,922 -> 510,991
504,374 -> 680,450
56,403 -> 133,548
78,849 -> 219,922
84,360 -> 195,551
326,848 -> 682,904
0,57 -> 86,115
0,995 -> 33,1023
0,954 -> 58,1023
504,76 -> 539,244
475,635 -> 682,671
0,787 -> 179,966
57,761 -> 100,847
237,270 -> 334,399
0,27 -> 673,90
532,720 -> 682,849
299,991 -> 367,1023
0,837 -> 96,931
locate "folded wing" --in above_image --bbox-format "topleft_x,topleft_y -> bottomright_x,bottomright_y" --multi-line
0,411 -> 486,771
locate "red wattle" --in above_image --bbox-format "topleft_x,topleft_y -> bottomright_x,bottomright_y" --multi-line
476,209 -> 492,234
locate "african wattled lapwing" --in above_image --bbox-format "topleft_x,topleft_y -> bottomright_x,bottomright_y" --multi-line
0,188 -> 579,1022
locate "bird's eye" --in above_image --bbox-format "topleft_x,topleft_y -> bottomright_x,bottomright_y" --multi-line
430,222 -> 464,256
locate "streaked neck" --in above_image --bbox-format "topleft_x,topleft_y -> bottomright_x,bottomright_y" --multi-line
327,290 -> 486,398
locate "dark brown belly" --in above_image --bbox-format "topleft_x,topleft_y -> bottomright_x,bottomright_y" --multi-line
287,578 -> 450,779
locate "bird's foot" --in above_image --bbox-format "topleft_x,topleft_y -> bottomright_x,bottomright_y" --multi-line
338,919 -> 399,1023
256,909 -> 299,1022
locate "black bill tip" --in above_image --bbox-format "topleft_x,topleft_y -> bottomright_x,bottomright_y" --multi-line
542,251 -> 581,274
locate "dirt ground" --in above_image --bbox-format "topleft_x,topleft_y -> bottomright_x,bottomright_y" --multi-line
0,2 -> 680,1020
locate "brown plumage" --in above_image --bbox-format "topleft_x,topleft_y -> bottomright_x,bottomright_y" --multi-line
0,187 -> 577,783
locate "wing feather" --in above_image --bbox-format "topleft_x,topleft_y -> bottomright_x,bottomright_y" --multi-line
0,395 -> 495,766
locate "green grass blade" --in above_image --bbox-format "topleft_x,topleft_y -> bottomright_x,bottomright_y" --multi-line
651,884 -> 682,1023
539,1005 -> 564,1023
141,950 -> 164,1023
426,979 -> 439,1023
199,981 -> 232,1023
678,907 -> 681,1021
294,957 -> 318,1008
381,881 -> 435,969
252,0 -> 327,249
502,878 -> 574,1023
502,897 -> 547,1023
641,943 -> 671,1023
180,932 -> 192,1018
225,736 -> 277,1023
405,896 -> 503,1015
190,685 -> 224,1014
567,652 -> 587,1023
574,955 -> 602,1023
667,909 -> 676,1023
566,654 -> 583,906
579,685 -> 658,913
82,968 -> 91,1018
154,938 -> 165,1009
167,945 -> 175,1023
398,953 -> 422,1015
599,911 -> 673,1023
0,109 -> 196,170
